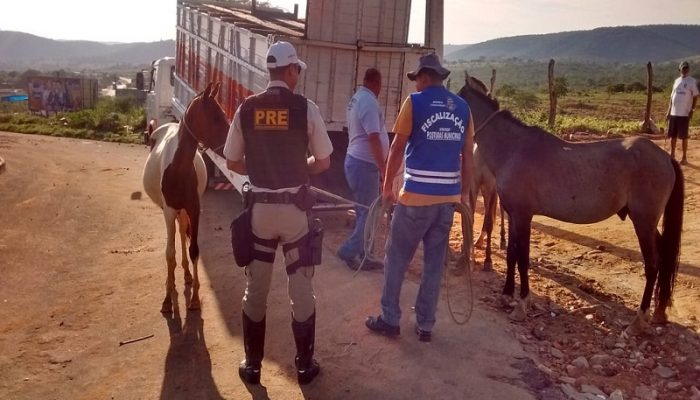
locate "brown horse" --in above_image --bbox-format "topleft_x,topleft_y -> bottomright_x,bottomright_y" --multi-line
458,83 -> 684,331
142,82 -> 230,313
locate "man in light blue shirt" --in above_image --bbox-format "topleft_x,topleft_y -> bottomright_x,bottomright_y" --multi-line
337,68 -> 389,270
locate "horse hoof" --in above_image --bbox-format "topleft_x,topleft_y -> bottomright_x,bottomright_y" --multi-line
509,305 -> 527,322
650,311 -> 668,325
500,295 -> 515,309
626,312 -> 651,336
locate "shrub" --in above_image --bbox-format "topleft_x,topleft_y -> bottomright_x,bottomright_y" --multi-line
497,84 -> 518,98
96,112 -> 123,133
626,82 -> 646,92
554,77 -> 569,98
607,83 -> 626,94
512,90 -> 540,110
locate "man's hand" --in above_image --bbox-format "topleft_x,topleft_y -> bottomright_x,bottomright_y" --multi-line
690,110 -> 694,119
381,185 -> 396,208
666,112 -> 671,121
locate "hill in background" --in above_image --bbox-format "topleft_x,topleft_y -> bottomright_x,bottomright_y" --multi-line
4,24 -> 699,71
0,31 -> 175,70
445,25 -> 700,63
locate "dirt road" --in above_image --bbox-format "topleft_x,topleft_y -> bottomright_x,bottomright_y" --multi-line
0,132 -> 550,400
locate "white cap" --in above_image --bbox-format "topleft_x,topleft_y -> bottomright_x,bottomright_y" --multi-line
266,41 -> 307,70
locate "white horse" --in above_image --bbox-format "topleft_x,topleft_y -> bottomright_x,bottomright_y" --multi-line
142,82 -> 229,313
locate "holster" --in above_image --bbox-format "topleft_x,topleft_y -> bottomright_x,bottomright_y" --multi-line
231,187 -> 254,267
292,185 -> 317,211
284,217 -> 324,275
307,217 -> 324,266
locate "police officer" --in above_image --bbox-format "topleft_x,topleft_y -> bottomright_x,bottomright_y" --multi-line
224,41 -> 332,385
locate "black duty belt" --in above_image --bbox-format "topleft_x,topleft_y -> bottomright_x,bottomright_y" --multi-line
251,191 -> 297,204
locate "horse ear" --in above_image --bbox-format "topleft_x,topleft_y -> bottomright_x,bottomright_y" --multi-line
464,70 -> 471,86
202,82 -> 213,99
210,82 -> 221,99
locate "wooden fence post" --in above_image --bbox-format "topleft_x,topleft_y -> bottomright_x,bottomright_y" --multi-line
490,68 -> 496,97
642,61 -> 654,133
548,59 -> 557,129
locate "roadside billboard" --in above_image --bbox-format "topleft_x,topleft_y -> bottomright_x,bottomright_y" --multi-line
27,77 -> 98,113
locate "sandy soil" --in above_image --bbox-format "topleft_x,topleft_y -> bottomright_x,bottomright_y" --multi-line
0,132 -> 549,400
1,131 -> 698,400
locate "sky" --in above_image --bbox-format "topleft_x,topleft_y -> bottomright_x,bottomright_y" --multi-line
0,0 -> 699,45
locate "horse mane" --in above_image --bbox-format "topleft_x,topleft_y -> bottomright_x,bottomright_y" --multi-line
459,80 -> 561,142
497,109 -> 565,145
497,110 -> 530,129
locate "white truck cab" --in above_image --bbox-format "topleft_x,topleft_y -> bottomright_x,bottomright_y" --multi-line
145,57 -> 177,130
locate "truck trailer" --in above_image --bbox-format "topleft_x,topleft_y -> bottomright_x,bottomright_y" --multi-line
151,0 -> 444,200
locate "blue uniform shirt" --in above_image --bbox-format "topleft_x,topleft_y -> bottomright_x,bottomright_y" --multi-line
345,86 -> 389,165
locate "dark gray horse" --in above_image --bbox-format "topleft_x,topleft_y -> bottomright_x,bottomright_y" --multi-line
458,83 -> 684,332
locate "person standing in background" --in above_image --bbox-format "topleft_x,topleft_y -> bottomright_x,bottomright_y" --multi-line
666,60 -> 698,165
337,68 -> 389,271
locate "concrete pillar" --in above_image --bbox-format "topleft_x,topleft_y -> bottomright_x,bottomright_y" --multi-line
424,0 -> 444,57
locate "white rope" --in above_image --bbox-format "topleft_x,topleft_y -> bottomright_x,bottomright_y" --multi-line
353,196 -> 388,278
308,186 -> 369,210
352,196 -> 475,326
444,202 -> 475,325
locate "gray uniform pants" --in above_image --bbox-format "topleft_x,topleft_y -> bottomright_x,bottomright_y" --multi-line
243,202 -> 315,323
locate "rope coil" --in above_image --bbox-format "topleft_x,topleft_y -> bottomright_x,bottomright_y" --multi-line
445,202 -> 475,325
357,197 -> 475,325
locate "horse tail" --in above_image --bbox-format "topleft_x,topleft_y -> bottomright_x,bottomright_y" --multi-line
656,159 -> 684,306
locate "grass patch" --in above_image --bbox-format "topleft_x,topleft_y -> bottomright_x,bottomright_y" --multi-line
480,89 -> 698,137
0,96 -> 145,144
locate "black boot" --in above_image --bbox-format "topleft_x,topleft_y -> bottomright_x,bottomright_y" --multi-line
239,313 -> 265,384
292,312 -> 320,385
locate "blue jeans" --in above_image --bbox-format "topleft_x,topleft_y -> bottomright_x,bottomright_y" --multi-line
338,155 -> 380,260
380,203 -> 455,332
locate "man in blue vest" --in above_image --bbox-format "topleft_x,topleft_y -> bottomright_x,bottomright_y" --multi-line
365,53 -> 474,342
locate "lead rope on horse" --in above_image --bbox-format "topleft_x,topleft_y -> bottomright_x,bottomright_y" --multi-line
474,110 -> 500,135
